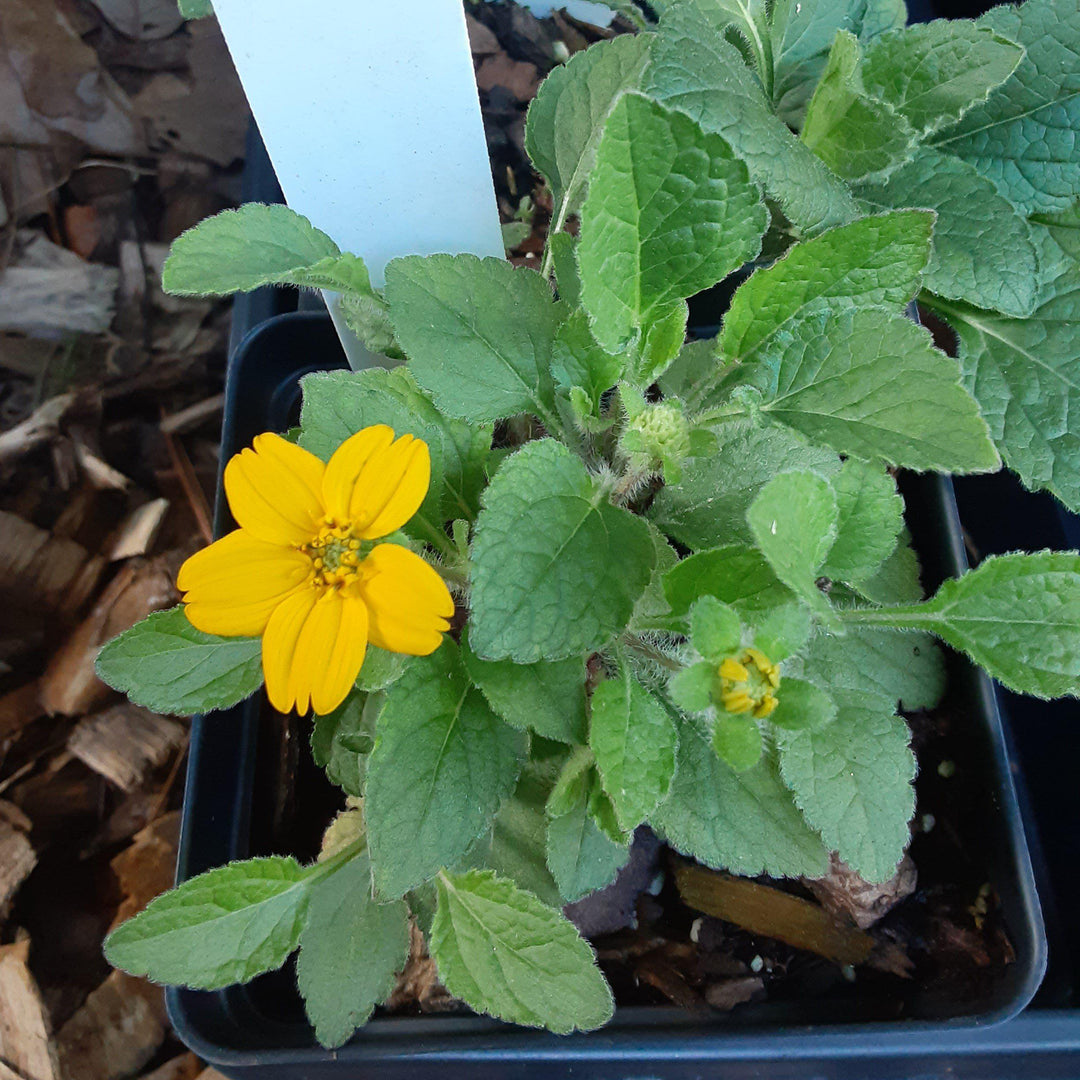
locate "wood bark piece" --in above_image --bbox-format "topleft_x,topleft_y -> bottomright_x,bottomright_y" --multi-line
39,557 -> 177,717
68,706 -> 184,792
704,976 -> 764,1011
138,1054 -> 201,1080
107,499 -> 169,561
675,864 -> 875,967
55,971 -> 166,1080
0,512 -> 93,615
0,938 -> 60,1080
109,810 -> 181,929
0,800 -> 36,919
0,394 -> 75,468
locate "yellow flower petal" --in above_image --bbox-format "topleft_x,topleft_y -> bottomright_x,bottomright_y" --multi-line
288,591 -> 369,716
321,425 -> 395,522
262,587 -> 319,713
351,435 -> 431,539
179,530 -> 314,636
224,433 -> 326,545
357,543 -> 453,655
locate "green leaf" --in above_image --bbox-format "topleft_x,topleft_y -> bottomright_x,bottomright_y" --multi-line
801,31 -> 917,183
356,646 -> 409,692
716,210 -> 934,364
804,625 -> 946,710
550,233 -> 582,307
365,642 -> 527,898
299,367 -> 491,525
931,290 -> 1080,509
483,753 -> 565,907
748,306 -> 1000,472
589,666 -> 678,831
650,420 -> 841,550
662,543 -> 796,617
778,690 -> 915,882
857,526 -> 926,605
652,713 -> 829,877
310,690 -> 377,797
770,0 -> 906,126
931,0 -> 1080,215
857,148 -> 1039,317
849,552 -> 1080,699
669,660 -> 718,713
95,607 -> 262,716
545,764 -> 630,903
689,596 -> 742,660
162,205 -> 362,296
384,254 -> 562,425
525,35 -> 652,225
470,440 -> 656,661
430,870 -> 614,1032
177,0 -> 212,16
711,713 -> 763,771
821,459 -> 903,587
338,289 -> 398,357
297,851 -> 409,1049
647,2 -> 859,235
747,471 -> 838,612
753,603 -> 814,660
104,856 -> 310,989
462,632 -> 587,744
578,93 -> 766,355
551,311 -> 625,423
768,676 -> 837,731
861,20 -> 1024,137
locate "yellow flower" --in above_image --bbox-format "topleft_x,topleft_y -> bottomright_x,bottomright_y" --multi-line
177,425 -> 454,715
718,647 -> 780,719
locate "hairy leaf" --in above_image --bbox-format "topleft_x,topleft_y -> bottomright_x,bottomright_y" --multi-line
470,440 -> 656,661
652,714 -> 829,877
821,459 -> 903,587
95,607 -> 262,716
932,0 -> 1080,215
297,852 -> 409,1048
430,870 -> 614,1032
385,255 -> 562,426
365,642 -> 526,897
647,2 -> 859,235
104,857 -> 310,988
862,20 -> 1024,136
589,665 -> 678,831
857,148 -> 1039,317
778,690 -> 915,882
578,93 -> 766,354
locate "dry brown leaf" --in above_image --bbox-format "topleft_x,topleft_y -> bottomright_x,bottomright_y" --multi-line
0,0 -> 137,156
385,920 -> 459,1014
108,810 -> 181,929
466,13 -> 500,55
704,976 -> 764,1011
131,20 -> 248,166
68,705 -> 185,792
55,971 -> 166,1080
806,853 -> 918,931
39,557 -> 177,717
0,937 -> 60,1080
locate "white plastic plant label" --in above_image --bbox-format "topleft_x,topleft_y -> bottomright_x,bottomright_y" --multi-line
210,0 -> 505,362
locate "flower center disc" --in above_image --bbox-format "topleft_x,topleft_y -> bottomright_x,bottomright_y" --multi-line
717,647 -> 780,719
303,522 -> 374,587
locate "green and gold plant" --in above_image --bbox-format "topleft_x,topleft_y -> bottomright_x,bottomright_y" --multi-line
97,0 -> 1080,1045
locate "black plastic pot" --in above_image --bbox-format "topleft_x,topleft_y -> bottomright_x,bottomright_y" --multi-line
164,305 -> 1065,1079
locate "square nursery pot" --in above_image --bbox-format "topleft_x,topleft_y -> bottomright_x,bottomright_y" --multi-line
163,293 -> 1066,1079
